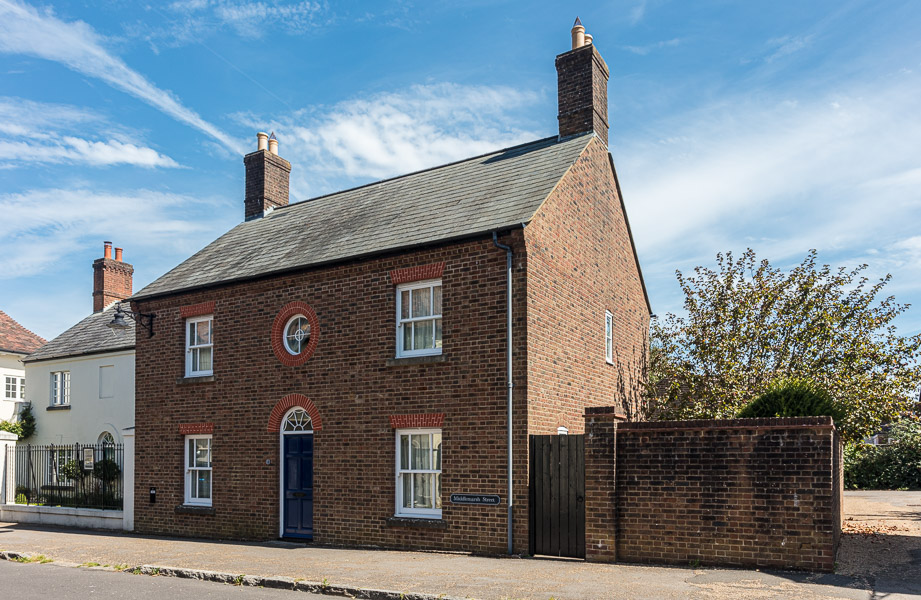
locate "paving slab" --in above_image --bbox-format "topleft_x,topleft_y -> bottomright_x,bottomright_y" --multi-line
0,490 -> 917,599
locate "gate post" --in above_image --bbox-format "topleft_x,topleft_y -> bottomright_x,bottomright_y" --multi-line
583,408 -> 622,563
0,432 -> 17,504
121,427 -> 135,531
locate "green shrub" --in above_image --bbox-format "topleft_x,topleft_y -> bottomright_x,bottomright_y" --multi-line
17,405 -> 36,439
845,419 -> 921,490
0,405 -> 36,440
61,459 -> 86,482
738,378 -> 844,423
0,420 -> 23,437
93,458 -> 121,483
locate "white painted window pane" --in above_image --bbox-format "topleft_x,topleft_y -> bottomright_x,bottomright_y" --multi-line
196,471 -> 211,499
20,378 -> 25,399
433,433 -> 442,470
194,439 -> 211,467
434,473 -> 442,509
433,285 -> 442,314
198,347 -> 212,372
402,475 -> 412,509
403,323 -> 413,352
188,322 -> 195,346
411,434 -> 431,469
400,435 -> 409,469
414,320 -> 433,350
434,319 -> 442,348
413,473 -> 433,508
401,290 -> 410,319
196,320 -> 211,345
411,287 -> 431,318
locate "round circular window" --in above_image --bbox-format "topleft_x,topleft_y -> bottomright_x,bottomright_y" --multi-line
271,301 -> 320,366
283,315 -> 312,355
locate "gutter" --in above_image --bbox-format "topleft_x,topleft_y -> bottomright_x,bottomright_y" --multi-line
492,230 -> 514,556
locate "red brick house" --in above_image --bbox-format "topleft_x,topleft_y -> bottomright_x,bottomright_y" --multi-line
130,25 -> 650,554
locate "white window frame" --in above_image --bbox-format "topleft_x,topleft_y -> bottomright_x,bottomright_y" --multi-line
185,315 -> 214,377
19,377 -> 25,400
4,376 -> 17,400
395,279 -> 443,358
184,434 -> 213,506
395,428 -> 442,519
605,310 -> 614,365
282,314 -> 311,356
50,371 -> 70,406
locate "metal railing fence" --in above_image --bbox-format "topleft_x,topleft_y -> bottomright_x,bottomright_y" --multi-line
5,443 -> 124,510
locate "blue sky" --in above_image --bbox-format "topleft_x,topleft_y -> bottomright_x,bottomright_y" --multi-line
1,0 -> 920,341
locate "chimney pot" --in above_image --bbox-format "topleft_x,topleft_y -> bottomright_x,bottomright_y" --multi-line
244,133 -> 291,220
93,242 -> 133,312
571,17 -> 585,49
103,241 -> 112,260
584,33 -> 593,45
257,132 -> 269,151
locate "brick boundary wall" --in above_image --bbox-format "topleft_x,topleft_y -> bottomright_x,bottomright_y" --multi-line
584,414 -> 841,572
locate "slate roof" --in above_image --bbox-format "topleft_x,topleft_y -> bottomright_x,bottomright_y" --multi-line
24,304 -> 134,363
133,133 -> 594,301
0,310 -> 45,355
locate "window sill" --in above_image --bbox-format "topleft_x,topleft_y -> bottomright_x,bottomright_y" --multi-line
176,375 -> 216,385
46,405 -> 71,411
386,355 -> 446,367
385,516 -> 447,529
175,504 -> 215,516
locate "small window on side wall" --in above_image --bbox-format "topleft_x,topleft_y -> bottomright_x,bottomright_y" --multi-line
605,310 -> 614,365
50,371 -> 70,405
185,435 -> 212,506
186,316 -> 213,377
396,279 -> 442,357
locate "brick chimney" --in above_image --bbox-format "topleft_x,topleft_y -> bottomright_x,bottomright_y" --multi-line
243,131 -> 291,220
93,241 -> 133,312
556,18 -> 610,145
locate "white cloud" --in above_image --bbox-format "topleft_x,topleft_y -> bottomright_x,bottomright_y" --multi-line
0,187 -> 231,278
629,0 -> 647,25
765,35 -> 815,63
623,38 -> 681,56
0,97 -> 179,168
137,0 -> 325,47
237,83 -> 541,198
0,0 -> 244,154
616,72 -> 921,330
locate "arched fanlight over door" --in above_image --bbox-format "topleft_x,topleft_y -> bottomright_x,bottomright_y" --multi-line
283,408 -> 313,432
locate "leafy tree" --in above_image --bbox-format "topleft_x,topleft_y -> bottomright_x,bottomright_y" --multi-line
647,249 -> 921,441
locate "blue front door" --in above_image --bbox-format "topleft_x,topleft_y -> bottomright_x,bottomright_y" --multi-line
283,434 -> 314,538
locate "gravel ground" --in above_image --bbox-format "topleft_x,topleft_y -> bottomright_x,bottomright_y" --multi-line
836,490 -> 921,591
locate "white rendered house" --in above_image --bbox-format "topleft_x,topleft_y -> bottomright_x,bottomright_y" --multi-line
0,310 -> 45,423
23,242 -> 135,446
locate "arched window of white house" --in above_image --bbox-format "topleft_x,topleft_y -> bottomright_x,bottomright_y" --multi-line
98,431 -> 116,461
283,408 -> 313,432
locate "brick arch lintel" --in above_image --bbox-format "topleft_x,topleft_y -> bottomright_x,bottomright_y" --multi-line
267,394 -> 323,433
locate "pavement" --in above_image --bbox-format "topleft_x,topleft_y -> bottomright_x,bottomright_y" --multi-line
0,490 -> 918,599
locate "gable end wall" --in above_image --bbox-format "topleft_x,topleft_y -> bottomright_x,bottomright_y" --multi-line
524,137 -> 649,436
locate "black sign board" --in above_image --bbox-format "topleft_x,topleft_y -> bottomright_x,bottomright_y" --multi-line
450,493 -> 501,505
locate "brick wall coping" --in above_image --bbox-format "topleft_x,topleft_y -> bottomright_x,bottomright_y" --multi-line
618,416 -> 834,432
584,407 -> 627,420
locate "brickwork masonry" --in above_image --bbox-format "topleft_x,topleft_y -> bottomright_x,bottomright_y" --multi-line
584,414 -> 841,572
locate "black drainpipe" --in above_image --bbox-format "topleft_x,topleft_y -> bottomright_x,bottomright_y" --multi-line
492,231 -> 514,555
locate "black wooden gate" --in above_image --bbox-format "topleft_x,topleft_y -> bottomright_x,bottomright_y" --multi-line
528,434 -> 585,558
